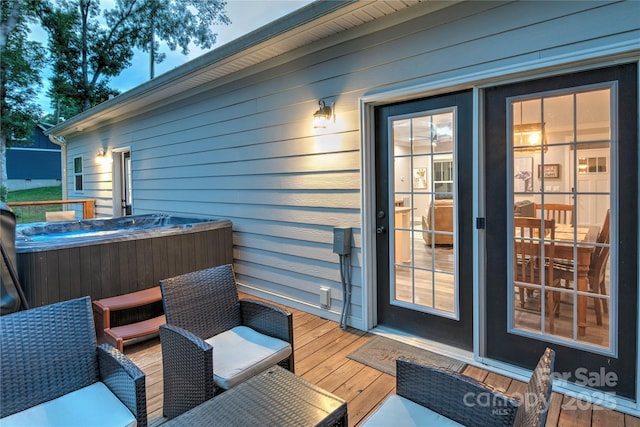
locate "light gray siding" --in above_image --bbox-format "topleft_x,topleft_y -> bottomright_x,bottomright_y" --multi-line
61,1 -> 639,328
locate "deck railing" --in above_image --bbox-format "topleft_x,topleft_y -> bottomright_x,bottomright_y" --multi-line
6,199 -> 96,224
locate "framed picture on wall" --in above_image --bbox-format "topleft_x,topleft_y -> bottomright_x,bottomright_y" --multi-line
514,157 -> 533,192
413,168 -> 427,189
538,164 -> 560,179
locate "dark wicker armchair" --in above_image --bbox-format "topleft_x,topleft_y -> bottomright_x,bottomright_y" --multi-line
362,348 -> 555,427
0,296 -> 147,427
159,264 -> 294,419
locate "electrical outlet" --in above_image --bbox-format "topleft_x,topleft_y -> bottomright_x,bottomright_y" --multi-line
320,287 -> 330,307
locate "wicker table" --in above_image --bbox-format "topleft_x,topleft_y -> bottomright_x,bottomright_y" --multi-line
163,366 -> 348,426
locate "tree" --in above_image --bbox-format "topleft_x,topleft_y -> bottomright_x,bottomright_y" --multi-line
1,0 -> 20,48
0,0 -> 46,200
38,0 -> 229,116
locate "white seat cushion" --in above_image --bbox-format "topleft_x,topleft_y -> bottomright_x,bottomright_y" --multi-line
1,382 -> 136,427
362,394 -> 464,427
205,325 -> 292,390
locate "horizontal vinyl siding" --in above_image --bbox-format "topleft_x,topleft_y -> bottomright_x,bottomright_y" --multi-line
65,142 -> 114,218
65,0 -> 639,328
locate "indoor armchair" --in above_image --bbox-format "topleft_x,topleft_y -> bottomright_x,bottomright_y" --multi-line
422,199 -> 454,246
159,264 -> 294,419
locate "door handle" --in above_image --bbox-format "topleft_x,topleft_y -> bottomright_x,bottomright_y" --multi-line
376,226 -> 386,234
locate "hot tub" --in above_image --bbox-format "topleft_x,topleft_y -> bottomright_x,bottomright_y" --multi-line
16,214 -> 233,309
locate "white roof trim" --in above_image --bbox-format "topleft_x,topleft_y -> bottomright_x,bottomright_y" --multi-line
48,0 -> 454,137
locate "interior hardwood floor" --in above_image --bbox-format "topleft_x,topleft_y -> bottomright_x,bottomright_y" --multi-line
395,235 -> 456,313
514,289 -> 610,347
125,292 -> 639,427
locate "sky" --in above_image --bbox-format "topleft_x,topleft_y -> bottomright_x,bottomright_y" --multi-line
34,0 -> 314,113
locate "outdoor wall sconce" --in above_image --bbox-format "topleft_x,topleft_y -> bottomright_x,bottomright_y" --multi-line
313,99 -> 334,128
96,150 -> 112,164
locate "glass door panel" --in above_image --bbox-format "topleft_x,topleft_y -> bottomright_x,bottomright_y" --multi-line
391,109 -> 457,318
485,63 -> 637,399
509,86 -> 613,352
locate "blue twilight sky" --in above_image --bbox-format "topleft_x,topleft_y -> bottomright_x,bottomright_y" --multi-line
34,0 -> 313,113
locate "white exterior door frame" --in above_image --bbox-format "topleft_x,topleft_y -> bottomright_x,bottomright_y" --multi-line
111,147 -> 131,217
359,49 -> 640,414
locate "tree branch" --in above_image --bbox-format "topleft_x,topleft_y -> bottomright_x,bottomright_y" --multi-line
0,0 -> 21,49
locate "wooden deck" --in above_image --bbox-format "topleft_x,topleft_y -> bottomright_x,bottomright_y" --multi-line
125,294 -> 640,427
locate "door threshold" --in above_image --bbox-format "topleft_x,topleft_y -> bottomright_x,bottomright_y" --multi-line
371,326 -> 640,417
369,326 -> 475,366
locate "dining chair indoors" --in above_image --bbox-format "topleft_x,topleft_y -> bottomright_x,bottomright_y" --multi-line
514,217 -> 557,333
535,203 -> 574,226
159,264 -> 294,419
553,210 -> 610,326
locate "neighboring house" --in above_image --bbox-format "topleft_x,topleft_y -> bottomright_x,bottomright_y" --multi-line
47,1 -> 640,414
6,123 -> 61,191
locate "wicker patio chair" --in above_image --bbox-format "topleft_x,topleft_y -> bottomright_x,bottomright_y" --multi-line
362,347 -> 555,427
159,264 -> 294,419
0,296 -> 147,427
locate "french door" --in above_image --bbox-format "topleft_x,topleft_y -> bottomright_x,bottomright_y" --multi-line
374,91 -> 473,350
484,64 -> 637,398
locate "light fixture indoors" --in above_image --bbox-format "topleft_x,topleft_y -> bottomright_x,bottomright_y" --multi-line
513,123 -> 542,145
313,99 -> 333,128
513,123 -> 548,154
513,100 -> 547,153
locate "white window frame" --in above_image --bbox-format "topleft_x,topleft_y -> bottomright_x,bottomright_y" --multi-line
73,156 -> 84,192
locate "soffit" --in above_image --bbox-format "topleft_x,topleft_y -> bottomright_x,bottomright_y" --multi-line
49,0 -> 450,136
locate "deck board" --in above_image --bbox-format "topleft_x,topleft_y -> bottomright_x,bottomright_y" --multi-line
557,394 -> 592,426
124,294 -> 640,426
546,392 -> 564,426
626,414 -> 640,427
592,406 -> 625,427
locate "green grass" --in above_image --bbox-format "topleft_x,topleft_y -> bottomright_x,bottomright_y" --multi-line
5,186 -> 62,202
5,186 -> 64,223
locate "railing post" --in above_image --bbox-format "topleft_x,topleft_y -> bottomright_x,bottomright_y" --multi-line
83,199 -> 95,219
